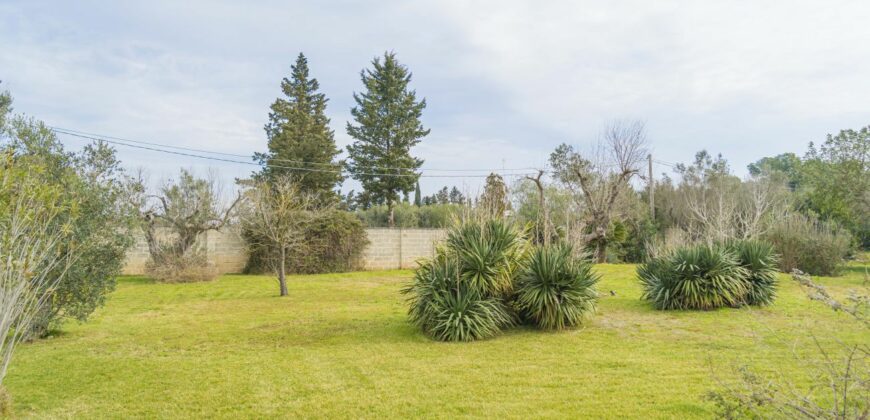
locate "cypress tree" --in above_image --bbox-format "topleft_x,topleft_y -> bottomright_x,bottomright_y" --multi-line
346,52 -> 429,226
414,181 -> 422,206
255,53 -> 343,195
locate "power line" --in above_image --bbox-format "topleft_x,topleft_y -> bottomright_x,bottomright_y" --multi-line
52,129 -> 539,179
48,126 -> 538,174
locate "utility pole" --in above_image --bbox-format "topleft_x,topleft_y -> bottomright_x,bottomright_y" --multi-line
648,153 -> 655,220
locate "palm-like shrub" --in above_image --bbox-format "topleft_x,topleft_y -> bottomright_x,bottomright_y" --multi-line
725,239 -> 779,306
445,218 -> 529,296
403,218 -> 529,341
639,244 -> 749,310
515,244 -> 599,330
405,255 -> 514,341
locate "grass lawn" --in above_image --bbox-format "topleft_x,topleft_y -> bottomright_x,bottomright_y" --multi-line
6,262 -> 868,418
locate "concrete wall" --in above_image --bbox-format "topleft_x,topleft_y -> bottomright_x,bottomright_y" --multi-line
122,228 -> 447,275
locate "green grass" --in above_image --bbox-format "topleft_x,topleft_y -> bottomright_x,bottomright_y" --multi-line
6,262 -> 868,418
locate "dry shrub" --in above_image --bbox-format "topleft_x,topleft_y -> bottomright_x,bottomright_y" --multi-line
763,212 -> 852,276
145,249 -> 218,283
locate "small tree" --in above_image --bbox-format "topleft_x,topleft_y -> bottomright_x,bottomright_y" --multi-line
479,173 -> 509,218
242,177 -> 321,296
140,170 -> 240,282
0,154 -> 75,412
550,120 -> 648,262
346,52 -> 429,225
414,181 -> 422,206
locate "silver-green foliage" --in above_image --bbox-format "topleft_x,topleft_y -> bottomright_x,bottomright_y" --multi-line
515,244 -> 599,330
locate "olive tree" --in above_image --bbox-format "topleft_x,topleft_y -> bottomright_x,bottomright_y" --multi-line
241,177 -> 322,296
1,86 -> 138,335
140,170 -> 240,282
549,120 -> 648,263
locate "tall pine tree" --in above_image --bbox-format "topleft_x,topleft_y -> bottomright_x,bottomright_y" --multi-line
255,53 -> 343,195
346,52 -> 429,226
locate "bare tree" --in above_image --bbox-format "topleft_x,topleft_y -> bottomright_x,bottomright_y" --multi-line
524,170 -> 551,246
139,169 -> 240,282
674,151 -> 790,242
709,270 -> 869,419
241,177 -> 323,296
550,120 -> 648,262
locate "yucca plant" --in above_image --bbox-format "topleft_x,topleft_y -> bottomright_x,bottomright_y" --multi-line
403,217 -> 529,341
639,243 -> 749,310
724,239 -> 779,306
515,244 -> 599,330
446,218 -> 530,296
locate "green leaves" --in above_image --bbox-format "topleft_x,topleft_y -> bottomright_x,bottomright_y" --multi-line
515,244 -> 599,330
724,239 -> 779,306
403,218 -> 528,342
638,240 -> 779,310
346,52 -> 429,210
405,217 -> 603,341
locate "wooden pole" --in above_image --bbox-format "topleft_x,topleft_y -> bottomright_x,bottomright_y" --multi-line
648,154 -> 655,220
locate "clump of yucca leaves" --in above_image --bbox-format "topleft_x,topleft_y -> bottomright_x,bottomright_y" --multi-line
403,218 -> 530,342
724,239 -> 779,306
515,244 -> 599,330
638,240 -> 779,310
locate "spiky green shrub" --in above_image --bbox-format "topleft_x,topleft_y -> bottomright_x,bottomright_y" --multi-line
724,239 -> 779,306
405,255 -> 514,341
515,244 -> 599,330
445,218 -> 530,296
403,218 -> 529,341
639,244 -> 749,310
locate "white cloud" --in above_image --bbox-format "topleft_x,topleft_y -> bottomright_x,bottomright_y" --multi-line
1,0 -> 868,192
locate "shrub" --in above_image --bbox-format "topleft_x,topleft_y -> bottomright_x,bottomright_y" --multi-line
724,239 -> 779,306
405,255 -> 513,342
356,203 -> 460,228
762,213 -> 852,276
445,218 -> 529,296
145,249 -> 218,283
244,210 -> 368,275
403,217 -> 529,341
515,244 -> 599,330
639,243 -> 749,310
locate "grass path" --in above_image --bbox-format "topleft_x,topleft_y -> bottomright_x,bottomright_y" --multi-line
6,263 -> 868,418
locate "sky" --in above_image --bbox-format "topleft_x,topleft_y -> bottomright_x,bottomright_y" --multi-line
1,1 -> 868,196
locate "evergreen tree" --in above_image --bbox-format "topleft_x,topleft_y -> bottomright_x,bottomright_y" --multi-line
435,186 -> 449,204
448,186 -> 465,205
480,173 -> 509,217
414,181 -> 422,206
255,53 -> 343,195
346,52 -> 429,226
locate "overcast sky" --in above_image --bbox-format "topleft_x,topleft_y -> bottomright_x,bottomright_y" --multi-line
2,1 -> 868,195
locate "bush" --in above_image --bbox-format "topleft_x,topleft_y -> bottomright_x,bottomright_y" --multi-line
405,255 -> 513,342
356,203 -> 460,228
403,217 -> 529,341
724,239 -> 779,306
638,243 -> 749,310
244,210 -> 368,275
145,249 -> 218,283
515,244 -> 599,330
762,213 -> 852,276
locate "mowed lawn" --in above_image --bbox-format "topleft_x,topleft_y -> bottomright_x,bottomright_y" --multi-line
6,262 -> 868,418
